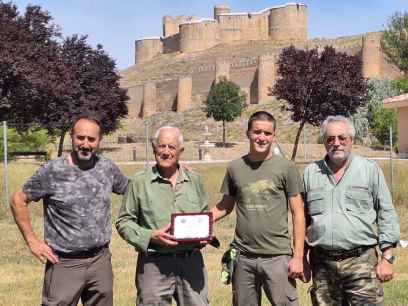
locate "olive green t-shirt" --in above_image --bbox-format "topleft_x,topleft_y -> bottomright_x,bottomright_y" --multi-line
221,154 -> 303,255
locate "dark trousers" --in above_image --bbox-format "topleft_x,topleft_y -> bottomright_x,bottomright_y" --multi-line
42,248 -> 113,306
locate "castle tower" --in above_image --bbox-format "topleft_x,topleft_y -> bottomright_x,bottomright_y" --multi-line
258,54 -> 277,103
163,16 -> 178,37
142,82 -> 157,117
216,59 -> 230,81
214,4 -> 230,21
268,3 -> 307,41
135,38 -> 163,64
179,20 -> 218,53
362,33 -> 382,78
177,76 -> 193,112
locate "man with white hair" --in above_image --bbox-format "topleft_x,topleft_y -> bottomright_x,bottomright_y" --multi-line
303,115 -> 400,305
115,126 -> 210,306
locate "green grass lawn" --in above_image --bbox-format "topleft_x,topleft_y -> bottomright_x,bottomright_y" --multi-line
1,161 -> 408,305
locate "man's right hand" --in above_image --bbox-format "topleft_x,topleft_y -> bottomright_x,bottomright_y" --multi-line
150,224 -> 178,247
28,237 -> 59,264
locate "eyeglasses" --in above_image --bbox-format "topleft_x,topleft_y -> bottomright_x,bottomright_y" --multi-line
325,135 -> 349,145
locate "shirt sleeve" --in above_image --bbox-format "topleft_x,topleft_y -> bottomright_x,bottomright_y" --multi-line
284,161 -> 304,198
110,163 -> 129,194
22,163 -> 50,202
220,167 -> 237,197
115,178 -> 152,252
372,163 -> 400,250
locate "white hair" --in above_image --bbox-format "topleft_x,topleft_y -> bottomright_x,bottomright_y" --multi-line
153,125 -> 184,147
320,115 -> 356,138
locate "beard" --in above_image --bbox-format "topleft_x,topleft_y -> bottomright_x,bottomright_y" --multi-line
327,149 -> 350,165
74,147 -> 95,161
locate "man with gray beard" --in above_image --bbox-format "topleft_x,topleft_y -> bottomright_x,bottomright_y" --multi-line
11,116 -> 129,306
303,115 -> 400,306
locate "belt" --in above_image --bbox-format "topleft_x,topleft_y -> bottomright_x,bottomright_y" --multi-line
313,245 -> 374,261
55,244 -> 108,259
239,252 -> 278,259
144,249 -> 199,258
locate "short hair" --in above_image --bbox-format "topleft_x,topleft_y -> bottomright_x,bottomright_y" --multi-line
153,125 -> 184,147
320,115 -> 356,139
70,115 -> 103,137
247,111 -> 276,131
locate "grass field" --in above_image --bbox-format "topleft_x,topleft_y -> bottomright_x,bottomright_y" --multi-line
1,161 -> 408,305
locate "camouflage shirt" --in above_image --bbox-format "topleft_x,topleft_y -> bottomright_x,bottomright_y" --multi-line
23,155 -> 129,253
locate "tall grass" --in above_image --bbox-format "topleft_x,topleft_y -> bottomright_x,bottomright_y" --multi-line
1,161 -> 408,305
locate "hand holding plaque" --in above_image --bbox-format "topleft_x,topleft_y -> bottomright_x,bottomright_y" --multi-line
170,212 -> 213,242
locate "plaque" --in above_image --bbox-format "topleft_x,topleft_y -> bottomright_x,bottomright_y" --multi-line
170,212 -> 213,242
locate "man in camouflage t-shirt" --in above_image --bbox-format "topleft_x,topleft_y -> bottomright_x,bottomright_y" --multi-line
211,111 -> 307,306
11,116 -> 129,306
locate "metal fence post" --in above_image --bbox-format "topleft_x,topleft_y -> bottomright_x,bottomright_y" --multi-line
144,121 -> 149,169
389,125 -> 394,200
3,121 -> 9,208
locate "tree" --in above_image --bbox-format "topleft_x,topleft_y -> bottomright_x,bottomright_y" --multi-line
0,2 -> 129,156
204,78 -> 246,146
0,2 -> 61,123
273,46 -> 368,160
372,107 -> 397,146
366,78 -> 398,145
381,11 -> 408,73
46,35 -> 129,155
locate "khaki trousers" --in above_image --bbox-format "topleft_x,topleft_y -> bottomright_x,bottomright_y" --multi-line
232,254 -> 298,306
136,250 -> 209,306
42,248 -> 113,306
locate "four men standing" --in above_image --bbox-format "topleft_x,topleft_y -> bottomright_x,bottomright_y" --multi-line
9,113 -> 400,305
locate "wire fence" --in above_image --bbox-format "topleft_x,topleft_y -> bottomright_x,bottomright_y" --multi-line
1,120 -> 402,212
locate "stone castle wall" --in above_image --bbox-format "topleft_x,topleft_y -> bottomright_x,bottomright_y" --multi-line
125,3 -> 402,119
134,3 -> 307,64
125,32 -> 402,119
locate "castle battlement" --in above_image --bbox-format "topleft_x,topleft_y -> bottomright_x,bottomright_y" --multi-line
135,3 -> 308,64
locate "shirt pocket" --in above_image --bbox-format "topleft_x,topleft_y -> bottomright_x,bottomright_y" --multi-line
306,191 -> 325,216
177,192 -> 204,213
139,197 -> 169,226
345,186 -> 372,213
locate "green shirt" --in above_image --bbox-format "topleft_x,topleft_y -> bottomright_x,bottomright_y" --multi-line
303,154 -> 400,251
115,166 -> 208,253
221,155 -> 303,255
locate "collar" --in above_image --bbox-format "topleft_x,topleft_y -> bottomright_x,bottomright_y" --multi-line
322,153 -> 354,175
149,165 -> 190,183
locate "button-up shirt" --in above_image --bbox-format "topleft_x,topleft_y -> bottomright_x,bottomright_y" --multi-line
303,154 -> 400,251
115,165 -> 208,253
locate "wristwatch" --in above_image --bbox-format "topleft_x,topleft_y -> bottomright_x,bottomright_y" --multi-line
382,254 -> 396,264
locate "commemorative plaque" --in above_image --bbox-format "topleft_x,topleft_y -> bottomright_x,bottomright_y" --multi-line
170,212 -> 213,242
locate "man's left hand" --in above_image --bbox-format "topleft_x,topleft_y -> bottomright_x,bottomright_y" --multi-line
288,256 -> 304,280
376,259 -> 393,282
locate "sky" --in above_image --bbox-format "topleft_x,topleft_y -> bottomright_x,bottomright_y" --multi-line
11,0 -> 408,70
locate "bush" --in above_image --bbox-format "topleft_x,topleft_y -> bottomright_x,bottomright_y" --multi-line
371,106 -> 397,146
391,76 -> 408,94
0,127 -> 54,160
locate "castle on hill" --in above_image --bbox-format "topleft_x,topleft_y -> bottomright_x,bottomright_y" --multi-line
135,3 -> 307,63
120,3 -> 400,119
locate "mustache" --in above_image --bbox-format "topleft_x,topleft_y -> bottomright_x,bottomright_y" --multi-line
79,147 -> 94,154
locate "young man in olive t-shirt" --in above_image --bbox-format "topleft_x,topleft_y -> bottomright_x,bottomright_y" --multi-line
211,111 -> 307,306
